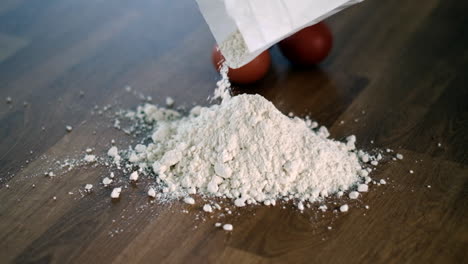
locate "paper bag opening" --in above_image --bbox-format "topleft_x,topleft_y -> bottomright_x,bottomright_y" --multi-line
197,0 -> 363,68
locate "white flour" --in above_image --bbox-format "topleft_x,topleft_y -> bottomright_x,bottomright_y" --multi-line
120,70 -> 370,207
212,63 -> 231,101
218,30 -> 249,68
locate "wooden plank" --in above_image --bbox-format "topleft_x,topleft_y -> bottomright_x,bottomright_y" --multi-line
0,33 -> 28,62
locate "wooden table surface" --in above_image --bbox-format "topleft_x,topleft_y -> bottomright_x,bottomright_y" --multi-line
1,0 -> 467,263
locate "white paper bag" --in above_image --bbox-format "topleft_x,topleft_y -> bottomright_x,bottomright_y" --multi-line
197,0 -> 363,68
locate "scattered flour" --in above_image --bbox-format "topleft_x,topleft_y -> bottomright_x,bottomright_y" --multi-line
340,204 -> 349,212
108,146 -> 121,165
165,97 -> 174,107
349,191 -> 359,199
203,204 -> 213,213
297,201 -> 305,211
28,60 -> 392,235
85,184 -> 93,192
84,155 -> 96,163
111,187 -> 122,198
183,197 -> 195,205
148,187 -> 156,198
108,147 -> 118,157
223,224 -> 233,231
129,171 -> 139,181
102,177 -> 113,186
357,184 -> 368,192
318,205 -> 327,212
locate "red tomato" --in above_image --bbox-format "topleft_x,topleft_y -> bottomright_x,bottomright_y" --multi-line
278,22 -> 333,65
212,45 -> 271,84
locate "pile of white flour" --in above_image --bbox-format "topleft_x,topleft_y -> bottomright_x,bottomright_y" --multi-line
118,70 -> 370,207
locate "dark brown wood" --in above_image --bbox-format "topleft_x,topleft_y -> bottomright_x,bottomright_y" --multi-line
0,0 -> 467,263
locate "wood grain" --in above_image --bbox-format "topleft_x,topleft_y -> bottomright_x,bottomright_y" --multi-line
0,0 -> 467,263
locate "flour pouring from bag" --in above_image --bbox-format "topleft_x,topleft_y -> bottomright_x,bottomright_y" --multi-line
196,0 -> 363,68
